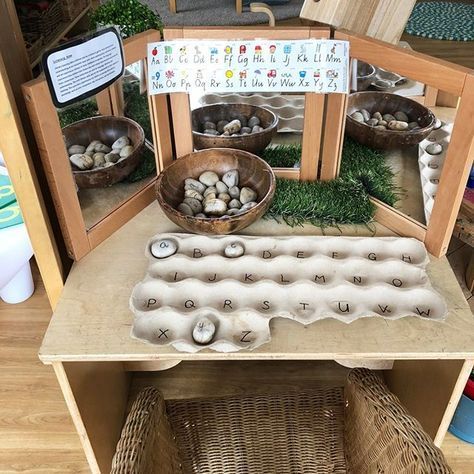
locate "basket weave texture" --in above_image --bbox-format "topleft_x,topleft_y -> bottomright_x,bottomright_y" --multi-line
111,368 -> 452,474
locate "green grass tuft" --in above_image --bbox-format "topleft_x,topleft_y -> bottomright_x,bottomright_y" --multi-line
58,99 -> 99,128
261,144 -> 301,168
340,137 -> 398,207
123,81 -> 153,143
266,178 -> 375,227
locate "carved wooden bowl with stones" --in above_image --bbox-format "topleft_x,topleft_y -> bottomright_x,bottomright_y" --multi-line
346,92 -> 435,149
192,104 -> 278,155
63,116 -> 145,188
156,148 -> 276,235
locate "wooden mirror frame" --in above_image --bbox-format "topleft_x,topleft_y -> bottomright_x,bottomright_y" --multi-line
163,26 -> 338,182
333,30 -> 474,258
21,30 -> 172,261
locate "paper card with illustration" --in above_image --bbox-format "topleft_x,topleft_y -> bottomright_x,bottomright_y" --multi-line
147,40 -> 349,95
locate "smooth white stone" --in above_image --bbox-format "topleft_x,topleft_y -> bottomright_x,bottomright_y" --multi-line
192,317 -> 216,344
150,239 -> 177,258
224,242 -> 245,258
240,187 -> 257,204
199,171 -> 220,186
222,169 -> 239,188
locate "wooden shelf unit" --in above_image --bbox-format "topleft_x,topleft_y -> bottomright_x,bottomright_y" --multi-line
40,202 -> 474,473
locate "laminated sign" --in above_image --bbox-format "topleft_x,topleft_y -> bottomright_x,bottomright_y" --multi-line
147,39 -> 349,95
42,27 -> 124,108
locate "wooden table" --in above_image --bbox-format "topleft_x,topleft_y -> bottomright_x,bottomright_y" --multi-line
39,202 -> 474,474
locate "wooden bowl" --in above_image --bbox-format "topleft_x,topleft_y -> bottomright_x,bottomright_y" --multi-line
346,92 -> 435,149
63,116 -> 145,188
156,148 -> 276,234
192,104 -> 278,155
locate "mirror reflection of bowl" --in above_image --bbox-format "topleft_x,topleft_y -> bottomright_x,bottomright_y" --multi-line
356,61 -> 376,91
192,104 -> 278,155
63,116 -> 145,189
346,92 -> 435,149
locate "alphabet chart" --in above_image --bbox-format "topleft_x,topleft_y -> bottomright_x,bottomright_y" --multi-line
130,234 -> 447,353
147,39 -> 349,95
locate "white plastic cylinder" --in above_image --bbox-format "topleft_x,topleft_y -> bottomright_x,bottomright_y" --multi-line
0,262 -> 34,304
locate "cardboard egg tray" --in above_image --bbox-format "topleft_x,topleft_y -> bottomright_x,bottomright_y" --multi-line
418,122 -> 453,224
130,233 -> 447,353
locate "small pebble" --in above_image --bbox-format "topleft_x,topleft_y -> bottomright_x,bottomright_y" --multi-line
248,116 -> 261,128
433,118 -> 442,130
426,143 -> 443,155
382,114 -> 396,122
223,119 -> 241,134
216,181 -> 228,194
231,133 -> 239,137
105,152 -> 120,163
408,121 -> 419,130
86,140 -> 100,153
120,145 -> 133,158
203,121 -> 216,130
224,242 -> 245,258
93,152 -> 106,167
199,171 -> 220,186
185,178 -> 206,195
240,187 -> 257,204
221,131 -> 230,136
204,193 -> 216,203
69,154 -> 93,170
359,109 -> 370,122
204,186 -> 217,197
195,213 -> 206,218
228,186 -> 240,199
378,120 -> 388,127
228,199 -> 241,209
374,125 -> 387,130
388,120 -> 409,131
95,143 -> 111,153
372,112 -> 382,121
218,193 -> 231,204
366,118 -> 379,126
252,125 -> 264,133
227,208 -> 240,216
394,111 -> 409,122
222,169 -> 239,188
184,189 -> 203,201
240,201 -> 257,212
150,239 -> 177,259
216,120 -> 229,133
204,129 -> 219,136
204,198 -> 227,216
112,136 -> 130,149
68,144 -> 85,155
241,127 -> 252,134
350,111 -> 364,122
178,202 -> 194,216
183,197 -> 203,214
192,317 -> 216,345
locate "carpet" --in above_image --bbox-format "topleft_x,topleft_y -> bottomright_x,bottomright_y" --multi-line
405,1 -> 474,41
143,0 -> 304,26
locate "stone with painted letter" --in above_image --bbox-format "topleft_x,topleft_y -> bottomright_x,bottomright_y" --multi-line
224,242 -> 245,258
150,239 -> 178,258
192,317 -> 216,344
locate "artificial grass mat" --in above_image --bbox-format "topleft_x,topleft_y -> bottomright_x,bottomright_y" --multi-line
262,138 -> 397,227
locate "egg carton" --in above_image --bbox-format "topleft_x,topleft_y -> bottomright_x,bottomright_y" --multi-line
198,93 -> 305,133
418,122 -> 454,224
130,233 -> 447,353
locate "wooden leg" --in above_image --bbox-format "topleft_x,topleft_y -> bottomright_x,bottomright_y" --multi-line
52,362 -> 130,474
236,0 -> 243,14
384,359 -> 474,446
424,85 -> 439,107
169,0 -> 177,13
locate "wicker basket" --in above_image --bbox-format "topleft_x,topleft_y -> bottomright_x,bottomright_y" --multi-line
17,1 -> 64,45
111,368 -> 453,474
62,0 -> 90,21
